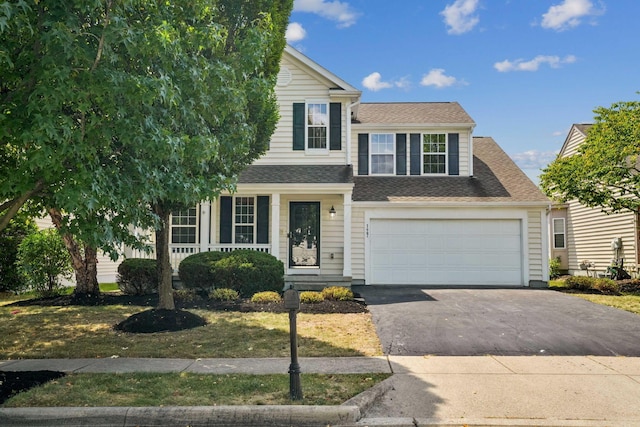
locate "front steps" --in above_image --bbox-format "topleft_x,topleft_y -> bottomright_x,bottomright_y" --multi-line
284,275 -> 352,291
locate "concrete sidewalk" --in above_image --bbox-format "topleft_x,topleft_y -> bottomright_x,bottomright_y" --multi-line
1,356 -> 640,426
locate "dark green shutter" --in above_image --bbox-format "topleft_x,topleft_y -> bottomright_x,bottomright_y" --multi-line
448,133 -> 459,175
293,103 -> 305,150
329,103 -> 341,150
256,196 -> 269,244
219,196 -> 232,244
410,133 -> 421,175
396,134 -> 407,175
358,134 -> 369,175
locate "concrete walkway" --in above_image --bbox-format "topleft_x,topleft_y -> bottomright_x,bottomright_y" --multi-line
2,356 -> 640,426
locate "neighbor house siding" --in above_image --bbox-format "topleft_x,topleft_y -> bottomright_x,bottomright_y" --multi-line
254,56 -> 346,165
527,210 -> 545,283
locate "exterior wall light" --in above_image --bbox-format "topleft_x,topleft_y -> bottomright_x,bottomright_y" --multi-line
329,206 -> 336,218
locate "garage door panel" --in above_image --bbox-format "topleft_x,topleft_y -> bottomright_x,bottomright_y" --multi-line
370,219 -> 523,286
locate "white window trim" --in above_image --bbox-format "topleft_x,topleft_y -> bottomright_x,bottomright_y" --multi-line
305,100 -> 330,155
170,207 -> 199,245
232,195 -> 257,244
369,133 -> 396,176
552,217 -> 566,249
422,133 -> 448,175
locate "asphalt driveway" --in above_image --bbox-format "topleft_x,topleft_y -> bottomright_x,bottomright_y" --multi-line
355,286 -> 640,356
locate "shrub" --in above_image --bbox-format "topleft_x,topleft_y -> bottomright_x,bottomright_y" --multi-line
209,288 -> 240,301
17,229 -> 73,297
0,211 -> 37,293
117,258 -> 158,295
549,257 -> 561,279
592,278 -> 619,294
300,291 -> 324,304
321,286 -> 354,301
173,289 -> 198,302
179,250 -> 284,298
251,291 -> 281,304
565,276 -> 595,291
178,251 -> 227,291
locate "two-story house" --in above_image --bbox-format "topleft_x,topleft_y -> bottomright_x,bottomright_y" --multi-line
153,45 -> 550,288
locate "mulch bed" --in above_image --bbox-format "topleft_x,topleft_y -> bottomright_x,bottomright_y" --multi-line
0,370 -> 66,405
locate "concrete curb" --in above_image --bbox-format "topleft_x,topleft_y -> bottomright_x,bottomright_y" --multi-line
342,376 -> 394,416
0,404 -> 361,426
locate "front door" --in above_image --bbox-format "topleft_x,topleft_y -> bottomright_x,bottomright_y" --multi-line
289,202 -> 320,268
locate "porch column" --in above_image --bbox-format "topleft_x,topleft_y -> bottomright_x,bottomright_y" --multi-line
271,193 -> 281,261
343,191 -> 352,277
199,201 -> 211,252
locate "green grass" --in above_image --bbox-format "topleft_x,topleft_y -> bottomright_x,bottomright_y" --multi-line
549,278 -> 640,315
3,372 -> 391,407
0,283 -> 119,305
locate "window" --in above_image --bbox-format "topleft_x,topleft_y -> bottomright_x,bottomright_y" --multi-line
234,197 -> 255,243
171,208 -> 197,244
553,218 -> 566,249
423,133 -> 447,174
306,102 -> 328,150
370,133 -> 395,175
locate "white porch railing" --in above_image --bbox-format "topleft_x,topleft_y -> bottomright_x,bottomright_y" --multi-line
129,244 -> 271,272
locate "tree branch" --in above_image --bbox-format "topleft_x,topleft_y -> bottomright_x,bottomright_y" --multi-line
0,180 -> 45,232
90,0 -> 113,72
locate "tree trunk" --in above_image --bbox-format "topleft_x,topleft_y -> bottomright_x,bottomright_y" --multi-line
154,204 -> 175,310
48,208 -> 100,295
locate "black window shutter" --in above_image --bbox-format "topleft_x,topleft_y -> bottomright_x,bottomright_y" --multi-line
396,134 -> 407,175
293,103 -> 305,150
256,196 -> 269,244
358,134 -> 369,175
219,196 -> 232,244
329,103 -> 341,150
410,133 -> 421,175
448,133 -> 459,176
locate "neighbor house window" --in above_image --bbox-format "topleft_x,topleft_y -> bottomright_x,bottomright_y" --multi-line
171,207 -> 197,244
234,197 -> 255,244
423,133 -> 447,174
370,133 -> 395,175
307,102 -> 328,150
553,218 -> 566,249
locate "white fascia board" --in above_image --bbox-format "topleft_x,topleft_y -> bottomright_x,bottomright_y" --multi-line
353,200 -> 550,209
234,183 -> 354,195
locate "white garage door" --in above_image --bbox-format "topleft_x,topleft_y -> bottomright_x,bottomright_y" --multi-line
369,219 -> 523,286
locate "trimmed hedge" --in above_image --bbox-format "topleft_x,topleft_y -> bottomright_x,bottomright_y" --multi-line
251,291 -> 282,304
321,286 -> 354,301
179,250 -> 284,297
300,291 -> 324,304
209,288 -> 240,301
564,275 -> 620,294
117,258 -> 158,295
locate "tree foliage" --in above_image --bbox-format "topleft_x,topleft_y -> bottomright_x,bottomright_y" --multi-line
0,209 -> 37,293
540,99 -> 640,214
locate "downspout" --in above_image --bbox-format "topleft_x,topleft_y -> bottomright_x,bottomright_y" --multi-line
346,100 -> 360,166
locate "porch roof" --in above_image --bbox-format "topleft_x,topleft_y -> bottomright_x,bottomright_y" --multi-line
352,137 -> 550,203
238,165 -> 354,184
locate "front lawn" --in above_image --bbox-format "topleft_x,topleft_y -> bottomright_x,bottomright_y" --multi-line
549,278 -> 640,315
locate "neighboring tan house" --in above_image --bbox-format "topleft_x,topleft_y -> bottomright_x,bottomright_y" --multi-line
549,124 -> 638,277
44,45 -> 552,287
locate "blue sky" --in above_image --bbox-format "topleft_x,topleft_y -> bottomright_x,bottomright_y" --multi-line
284,0 -> 639,183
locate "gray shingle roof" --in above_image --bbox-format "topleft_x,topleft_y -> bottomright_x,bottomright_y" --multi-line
352,137 -> 549,203
239,165 -> 353,184
354,102 -> 475,125
574,123 -> 592,135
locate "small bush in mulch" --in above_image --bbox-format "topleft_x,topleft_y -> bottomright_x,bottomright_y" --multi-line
0,370 -> 66,405
113,309 -> 207,333
300,291 -> 324,304
619,279 -> 640,293
251,291 -> 282,304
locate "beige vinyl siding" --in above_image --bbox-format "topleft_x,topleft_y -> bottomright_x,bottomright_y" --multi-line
351,206 -> 366,281
350,128 -> 471,176
549,207 -> 569,270
527,210 -> 545,282
566,200 -> 636,276
562,127 -> 586,157
255,56 -> 346,165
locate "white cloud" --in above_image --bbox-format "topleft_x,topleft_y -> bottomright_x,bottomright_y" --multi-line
511,150 -> 559,170
494,55 -> 577,72
541,0 -> 603,31
362,72 -> 393,91
285,22 -> 307,42
420,69 -> 460,88
294,0 -> 360,28
441,0 -> 480,35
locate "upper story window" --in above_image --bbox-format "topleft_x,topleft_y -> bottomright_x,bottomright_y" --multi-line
234,196 -> 256,244
370,133 -> 395,175
171,207 -> 197,244
423,133 -> 447,174
306,102 -> 328,150
553,218 -> 566,249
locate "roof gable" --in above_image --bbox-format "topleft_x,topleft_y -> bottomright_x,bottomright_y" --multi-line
558,123 -> 592,157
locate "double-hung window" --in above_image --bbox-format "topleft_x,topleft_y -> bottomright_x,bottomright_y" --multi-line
234,196 -> 256,244
306,102 -> 328,150
370,133 -> 395,175
423,133 -> 447,174
171,207 -> 197,244
553,218 -> 566,249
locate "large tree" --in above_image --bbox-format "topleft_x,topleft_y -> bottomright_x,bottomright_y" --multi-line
540,99 -> 640,214
0,0 -> 292,303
